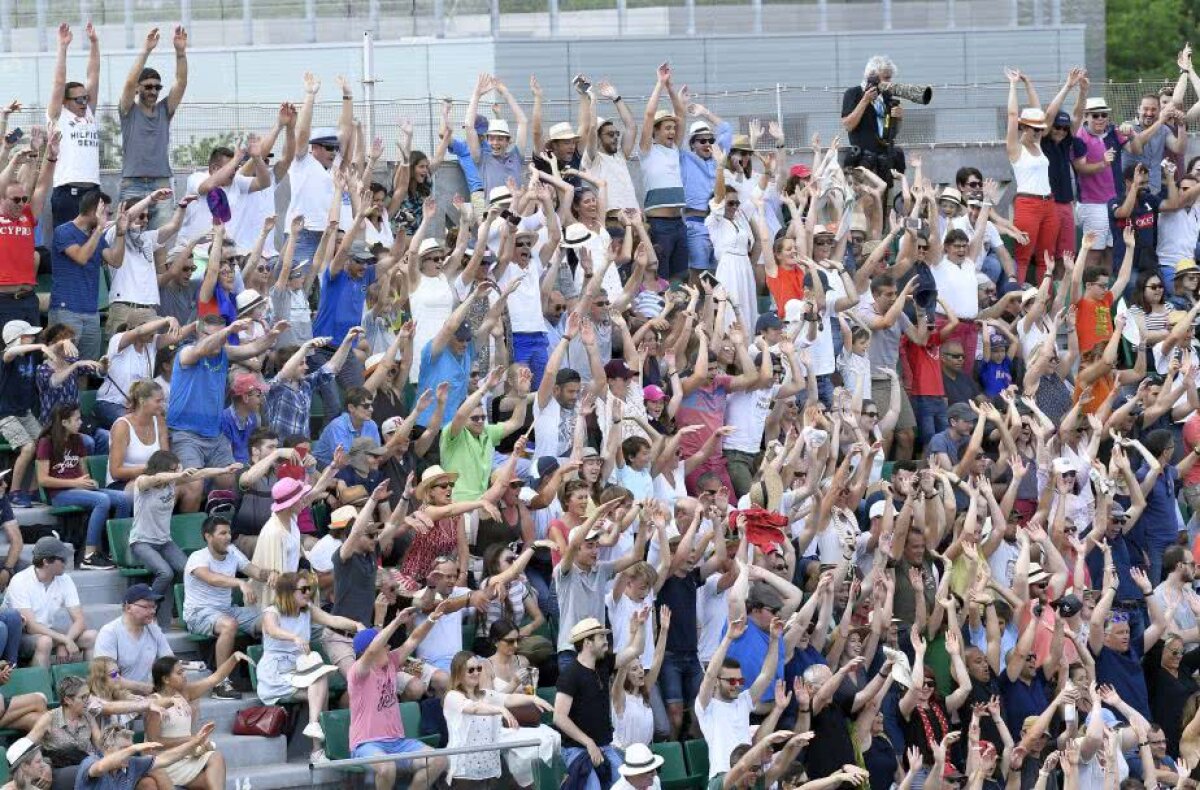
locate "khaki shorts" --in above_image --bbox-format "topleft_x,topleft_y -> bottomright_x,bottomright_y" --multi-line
870,378 -> 916,431
320,630 -> 356,675
0,413 -> 41,449
106,304 -> 160,337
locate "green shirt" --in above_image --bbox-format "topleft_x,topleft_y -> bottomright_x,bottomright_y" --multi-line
440,422 -> 506,501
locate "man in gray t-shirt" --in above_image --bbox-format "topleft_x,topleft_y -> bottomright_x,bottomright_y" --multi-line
1122,95 -> 1186,195
117,26 -> 189,224
856,275 -> 926,458
94,584 -> 173,693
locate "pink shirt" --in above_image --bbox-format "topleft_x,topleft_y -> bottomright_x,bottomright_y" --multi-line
349,653 -> 407,750
676,374 -> 732,455
1074,127 -> 1124,205
1184,413 -> 1200,487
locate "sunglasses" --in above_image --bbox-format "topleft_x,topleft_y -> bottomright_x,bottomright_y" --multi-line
181,266 -> 196,274
1146,283 -> 1164,290
7,196 -> 29,205
1089,112 -> 1109,119
141,83 -> 163,91
1053,125 -> 1071,131
515,241 -> 533,249
466,665 -> 483,674
318,143 -> 339,152
297,586 -> 312,593
726,201 -> 741,208
694,137 -> 715,144
720,675 -> 744,684
256,264 -> 272,272
916,245 -> 930,252
814,238 -> 834,246
468,414 -> 486,423
965,180 -> 982,188
70,95 -> 89,105
862,411 -> 879,418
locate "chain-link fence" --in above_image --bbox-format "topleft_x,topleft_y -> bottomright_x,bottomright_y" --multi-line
9,80 -> 1187,169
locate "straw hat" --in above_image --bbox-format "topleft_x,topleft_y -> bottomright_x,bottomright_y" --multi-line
414,465 -> 459,500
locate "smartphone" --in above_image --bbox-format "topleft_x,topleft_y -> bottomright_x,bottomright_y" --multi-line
904,217 -> 927,233
572,75 -> 592,95
4,128 -> 22,145
699,270 -> 719,289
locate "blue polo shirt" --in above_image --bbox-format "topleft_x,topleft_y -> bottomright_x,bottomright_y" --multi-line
724,619 -> 785,703
312,266 -> 376,345
1135,463 -> 1180,553
1094,644 -> 1151,722
415,338 -> 474,428
1086,536 -> 1141,600
51,221 -> 107,313
312,412 -> 381,466
999,668 -> 1051,737
219,407 -> 260,464
166,345 -> 228,438
679,121 -> 733,212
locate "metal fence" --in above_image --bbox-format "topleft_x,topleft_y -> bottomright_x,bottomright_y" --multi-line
0,0 -> 1098,47
8,79 -> 1185,169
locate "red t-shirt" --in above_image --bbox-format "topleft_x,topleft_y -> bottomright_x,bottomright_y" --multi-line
1075,291 -> 1114,355
0,206 -> 37,287
1185,413 -> 1200,487
35,435 -> 86,503
901,331 -> 944,397
767,266 -> 805,317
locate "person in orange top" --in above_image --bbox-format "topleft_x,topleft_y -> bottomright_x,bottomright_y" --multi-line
754,200 -> 805,317
1071,227 -> 1134,354
1072,313 -> 1145,414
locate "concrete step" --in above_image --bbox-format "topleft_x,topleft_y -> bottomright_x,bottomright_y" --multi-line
210,733 -> 288,771
11,505 -> 60,529
195,694 -> 263,734
66,567 -> 128,604
225,762 -> 346,790
164,626 -> 206,657
81,603 -> 122,631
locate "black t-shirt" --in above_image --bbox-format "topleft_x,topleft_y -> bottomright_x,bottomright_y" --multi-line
1108,189 -> 1162,272
556,658 -> 613,748
331,546 -> 378,623
1042,135 -> 1080,204
804,683 -> 858,778
658,570 -> 700,653
943,370 -> 980,406
0,354 -> 36,417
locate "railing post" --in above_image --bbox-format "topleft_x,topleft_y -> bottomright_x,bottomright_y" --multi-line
1051,0 -> 1061,24
305,0 -> 316,42
36,0 -> 48,52
817,0 -> 827,32
1009,0 -> 1018,26
751,0 -> 761,34
78,0 -> 87,28
369,0 -> 380,36
617,0 -> 626,36
881,0 -> 891,30
124,0 -> 134,49
180,0 -> 191,31
946,0 -> 955,28
685,0 -> 695,35
243,0 -> 253,45
775,83 -> 784,141
489,0 -> 499,37
434,0 -> 446,37
0,0 -> 10,54
548,0 -> 559,36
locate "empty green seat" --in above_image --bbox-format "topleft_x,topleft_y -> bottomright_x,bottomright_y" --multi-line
652,741 -> 690,789
170,514 -> 207,554
399,700 -> 439,747
51,661 -> 90,690
318,708 -> 362,771
2,666 -> 55,707
246,644 -> 263,688
79,391 -> 98,422
106,518 -> 150,578
85,455 -> 107,488
684,739 -> 709,788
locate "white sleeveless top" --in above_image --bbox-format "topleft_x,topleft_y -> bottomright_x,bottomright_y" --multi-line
51,108 -> 101,187
408,273 -> 455,382
108,416 -> 161,486
1011,145 -> 1052,196
612,693 -> 654,749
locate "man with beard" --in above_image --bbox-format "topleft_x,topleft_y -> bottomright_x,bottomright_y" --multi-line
581,79 -> 639,214
554,616 -> 623,787
1152,546 -> 1197,645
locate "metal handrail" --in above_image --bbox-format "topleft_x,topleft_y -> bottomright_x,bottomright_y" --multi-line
313,737 -> 544,771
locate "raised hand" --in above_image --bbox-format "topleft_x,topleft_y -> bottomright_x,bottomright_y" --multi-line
172,25 -> 188,53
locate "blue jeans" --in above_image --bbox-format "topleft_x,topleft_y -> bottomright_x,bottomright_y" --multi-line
911,395 -> 949,447
649,216 -> 688,280
51,183 -> 100,227
289,229 -> 326,273
658,649 -> 703,705
684,216 -> 714,270
130,541 -> 187,628
980,251 -> 1003,284
118,177 -> 173,228
94,400 -> 125,431
527,566 -> 558,622
80,430 -> 110,458
53,488 -> 131,547
512,332 -> 549,387
562,744 -> 623,790
0,608 -> 22,665
48,308 -> 102,362
815,374 -> 834,408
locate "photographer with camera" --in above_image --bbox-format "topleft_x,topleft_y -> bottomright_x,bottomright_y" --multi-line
841,56 -> 906,187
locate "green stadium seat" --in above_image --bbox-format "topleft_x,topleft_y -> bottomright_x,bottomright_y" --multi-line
652,741 -> 691,790
106,518 -> 150,578
318,709 -> 363,771
314,642 -> 346,694
170,514 -> 207,554
85,455 -> 107,489
51,661 -> 91,691
399,700 -> 439,747
79,391 -> 98,422
536,685 -> 556,725
246,644 -> 263,688
1,666 -> 55,707
683,739 -> 709,788
173,584 -> 209,643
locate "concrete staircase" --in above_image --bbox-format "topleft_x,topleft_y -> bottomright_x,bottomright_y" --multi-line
3,511 -> 353,790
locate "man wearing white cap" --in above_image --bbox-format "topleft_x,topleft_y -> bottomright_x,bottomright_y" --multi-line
612,743 -> 663,789
680,98 -> 733,276
639,63 -> 689,281
1072,94 -> 1131,268
5,735 -> 51,790
581,79 -> 639,213
285,71 -> 352,267
465,73 -> 528,197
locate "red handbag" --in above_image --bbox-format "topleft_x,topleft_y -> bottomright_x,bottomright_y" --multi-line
232,706 -> 287,737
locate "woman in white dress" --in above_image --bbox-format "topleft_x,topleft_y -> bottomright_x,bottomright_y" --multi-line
145,653 -> 253,790
706,181 -> 762,333
443,651 -> 554,788
404,197 -> 455,382
612,605 -> 670,751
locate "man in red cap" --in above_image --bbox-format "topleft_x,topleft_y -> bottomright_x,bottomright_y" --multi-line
220,373 -> 266,465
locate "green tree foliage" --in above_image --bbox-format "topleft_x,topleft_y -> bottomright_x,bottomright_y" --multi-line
1107,0 -> 1186,80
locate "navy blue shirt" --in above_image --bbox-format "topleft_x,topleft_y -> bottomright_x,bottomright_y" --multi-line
657,570 -> 700,654
313,266 -> 376,345
1086,536 -> 1141,600
1094,644 -> 1151,722
1135,463 -> 1180,552
51,221 -> 107,313
999,668 -> 1051,737
1042,135 -> 1082,204
1107,190 -> 1162,274
0,354 -> 37,418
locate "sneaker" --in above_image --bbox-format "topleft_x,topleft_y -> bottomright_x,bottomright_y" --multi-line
80,552 -> 115,570
9,492 -> 31,508
210,679 -> 240,700
302,721 -> 325,740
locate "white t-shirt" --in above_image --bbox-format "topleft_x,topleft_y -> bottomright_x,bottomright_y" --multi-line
177,171 -> 254,244
951,215 -> 1003,263
532,397 -> 566,463
795,303 -> 836,376
97,332 -> 155,406
414,586 -> 471,667
583,148 -> 639,212
183,547 -> 250,618
498,258 -> 545,334
286,153 -> 337,233
105,227 -> 162,306
308,535 -> 341,573
724,383 -> 777,454
931,257 -> 980,319
695,690 -> 753,777
988,539 -> 1020,590
228,170 -> 279,258
607,590 -> 655,669
697,573 -> 729,664
4,568 -> 80,625
53,108 -> 100,187
1158,204 -> 1200,268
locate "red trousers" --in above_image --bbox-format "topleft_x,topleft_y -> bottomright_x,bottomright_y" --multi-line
1013,194 -> 1061,284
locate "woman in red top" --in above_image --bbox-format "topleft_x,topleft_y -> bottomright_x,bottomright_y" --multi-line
754,204 -> 805,317
36,403 -> 131,568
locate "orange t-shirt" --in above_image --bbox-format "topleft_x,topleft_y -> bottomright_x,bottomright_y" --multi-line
1075,291 -> 1114,355
1073,371 -> 1114,414
767,266 -> 805,317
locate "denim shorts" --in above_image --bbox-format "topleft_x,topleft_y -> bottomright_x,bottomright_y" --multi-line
657,649 -> 703,705
352,737 -> 428,768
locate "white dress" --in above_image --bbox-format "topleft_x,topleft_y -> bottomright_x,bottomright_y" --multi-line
706,204 -> 758,333
408,273 -> 455,382
612,692 -> 654,749
486,670 -> 562,787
